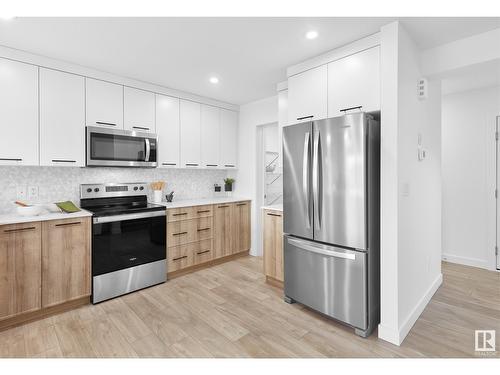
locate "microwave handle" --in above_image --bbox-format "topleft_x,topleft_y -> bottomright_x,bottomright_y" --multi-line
145,138 -> 151,161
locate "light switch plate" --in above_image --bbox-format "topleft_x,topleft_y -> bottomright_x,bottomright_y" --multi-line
28,185 -> 39,200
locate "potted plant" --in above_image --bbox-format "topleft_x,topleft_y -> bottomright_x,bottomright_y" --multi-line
224,178 -> 235,192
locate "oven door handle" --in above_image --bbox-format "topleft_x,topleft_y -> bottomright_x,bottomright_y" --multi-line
93,210 -> 166,224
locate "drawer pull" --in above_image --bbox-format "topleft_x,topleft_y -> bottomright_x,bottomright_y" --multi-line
218,205 -> 229,208
172,231 -> 188,236
52,159 -> 76,163
172,212 -> 188,216
236,203 -> 247,206
186,163 -> 199,167
55,221 -> 82,227
196,250 -> 210,255
340,105 -> 362,113
206,164 -> 218,167
197,227 -> 210,232
162,162 -> 177,166
0,158 -> 22,161
197,210 -> 211,214
224,164 -> 235,168
173,255 -> 188,261
3,226 -> 36,233
132,126 -> 150,130
95,121 -> 116,126
266,213 -> 282,217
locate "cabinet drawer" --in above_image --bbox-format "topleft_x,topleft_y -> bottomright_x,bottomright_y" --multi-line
167,244 -> 195,272
193,239 -> 213,265
167,205 -> 213,222
167,217 -> 213,247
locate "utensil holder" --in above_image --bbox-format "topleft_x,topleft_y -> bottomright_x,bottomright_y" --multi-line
153,190 -> 162,203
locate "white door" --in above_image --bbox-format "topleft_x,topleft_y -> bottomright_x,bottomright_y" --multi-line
0,58 -> 39,166
156,94 -> 180,168
180,99 -> 201,168
39,68 -> 85,167
201,105 -> 221,168
86,78 -> 124,129
220,109 -> 238,169
327,46 -> 380,116
124,87 -> 156,133
287,65 -> 327,125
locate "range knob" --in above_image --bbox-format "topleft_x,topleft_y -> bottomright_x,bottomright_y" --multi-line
94,188 -> 100,193
133,186 -> 138,191
86,188 -> 92,193
139,186 -> 144,191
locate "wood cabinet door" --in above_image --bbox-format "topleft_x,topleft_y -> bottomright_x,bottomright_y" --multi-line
232,201 -> 251,254
0,58 -> 39,166
41,218 -> 91,308
213,204 -> 233,258
0,223 -> 41,320
263,210 -> 283,281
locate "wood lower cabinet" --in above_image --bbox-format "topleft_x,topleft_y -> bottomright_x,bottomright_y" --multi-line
232,201 -> 251,254
0,222 -> 42,320
263,209 -> 283,283
213,203 -> 233,258
41,217 -> 91,308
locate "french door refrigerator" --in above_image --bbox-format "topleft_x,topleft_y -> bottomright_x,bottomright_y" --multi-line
282,112 -> 380,337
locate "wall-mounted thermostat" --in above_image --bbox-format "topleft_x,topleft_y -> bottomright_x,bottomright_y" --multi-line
417,78 -> 428,100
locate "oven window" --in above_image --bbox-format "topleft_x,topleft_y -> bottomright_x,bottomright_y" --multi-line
92,216 -> 166,276
90,132 -> 146,161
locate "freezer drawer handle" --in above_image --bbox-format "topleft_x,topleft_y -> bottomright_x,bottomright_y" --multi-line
287,238 -> 355,260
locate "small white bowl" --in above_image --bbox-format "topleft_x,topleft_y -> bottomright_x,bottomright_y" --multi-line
16,205 -> 43,217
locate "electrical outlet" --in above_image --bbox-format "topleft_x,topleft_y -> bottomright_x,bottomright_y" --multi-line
28,185 -> 39,201
16,185 -> 27,201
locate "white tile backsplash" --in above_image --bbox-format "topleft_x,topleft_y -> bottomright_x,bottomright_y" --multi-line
0,166 -> 229,214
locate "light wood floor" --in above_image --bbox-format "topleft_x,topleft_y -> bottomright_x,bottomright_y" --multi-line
0,257 -> 498,358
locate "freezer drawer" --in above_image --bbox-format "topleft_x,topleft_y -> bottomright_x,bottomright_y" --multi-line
284,235 -> 367,330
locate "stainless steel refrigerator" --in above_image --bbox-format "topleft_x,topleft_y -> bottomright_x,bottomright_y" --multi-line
282,112 -> 380,337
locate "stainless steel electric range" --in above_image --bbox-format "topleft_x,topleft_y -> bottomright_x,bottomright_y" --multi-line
80,182 -> 166,304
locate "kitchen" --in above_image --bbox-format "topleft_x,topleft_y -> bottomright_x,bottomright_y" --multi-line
0,12 -> 499,368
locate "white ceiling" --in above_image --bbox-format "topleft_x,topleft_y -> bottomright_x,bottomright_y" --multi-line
0,17 -> 499,105
441,59 -> 500,95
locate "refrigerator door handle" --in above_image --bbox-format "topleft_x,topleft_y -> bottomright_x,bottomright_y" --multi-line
313,130 -> 322,229
287,237 -> 356,260
303,132 -> 311,228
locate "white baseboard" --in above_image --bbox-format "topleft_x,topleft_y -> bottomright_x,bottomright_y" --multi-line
378,273 -> 443,346
442,253 -> 489,270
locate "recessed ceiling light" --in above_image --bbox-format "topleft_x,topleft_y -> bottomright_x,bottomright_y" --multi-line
306,30 -> 318,40
209,76 -> 219,84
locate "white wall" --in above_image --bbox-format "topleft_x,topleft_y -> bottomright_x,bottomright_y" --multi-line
442,86 -> 500,270
236,95 -> 278,256
379,21 -> 443,346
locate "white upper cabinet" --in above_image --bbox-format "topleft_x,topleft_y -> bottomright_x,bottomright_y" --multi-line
86,78 -> 124,129
201,105 -> 221,168
124,87 -> 156,133
156,94 -> 180,168
287,65 -> 327,125
39,68 -> 85,167
327,46 -> 380,115
180,100 -> 201,167
0,58 -> 39,166
220,109 -> 238,169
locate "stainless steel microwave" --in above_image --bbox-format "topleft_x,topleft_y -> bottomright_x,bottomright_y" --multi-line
86,126 -> 158,168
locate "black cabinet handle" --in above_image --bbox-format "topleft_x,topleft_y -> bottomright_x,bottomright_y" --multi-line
196,250 -> 210,255
162,163 -> 177,166
197,210 -> 210,214
224,164 -> 235,168
266,213 -> 282,217
340,106 -> 362,113
4,226 -> 36,233
186,163 -> 199,167
206,164 -> 218,167
95,121 -> 116,126
236,203 -> 247,206
218,205 -> 229,208
0,158 -> 22,161
55,221 -> 82,227
52,159 -> 76,163
173,255 -> 188,261
172,231 -> 188,236
132,126 -> 150,130
172,212 -> 187,216
297,115 -> 314,121
197,227 -> 210,232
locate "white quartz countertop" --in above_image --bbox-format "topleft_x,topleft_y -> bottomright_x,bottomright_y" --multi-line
0,208 -> 93,226
154,196 -> 251,209
261,204 -> 283,212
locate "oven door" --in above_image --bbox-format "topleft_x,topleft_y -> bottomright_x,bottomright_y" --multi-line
86,126 -> 157,167
92,211 -> 166,277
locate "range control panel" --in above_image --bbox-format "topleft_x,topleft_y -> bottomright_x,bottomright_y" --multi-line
80,183 -> 148,199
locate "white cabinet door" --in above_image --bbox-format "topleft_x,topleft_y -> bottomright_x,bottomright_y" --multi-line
0,58 -> 39,166
180,100 -> 201,168
287,65 -> 327,125
220,109 -> 238,169
327,46 -> 380,116
124,87 -> 155,133
201,105 -> 221,168
39,68 -> 85,167
86,78 -> 123,129
156,94 -> 180,168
